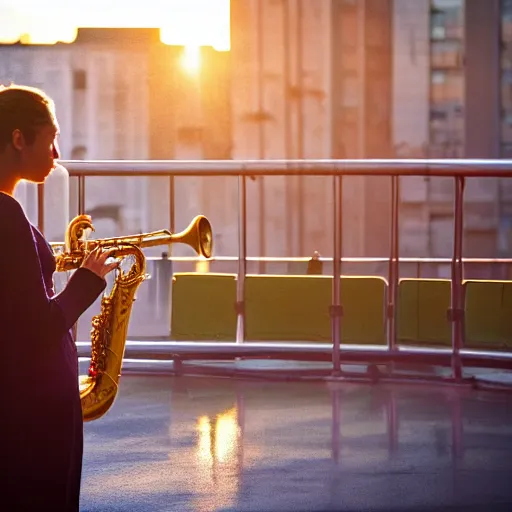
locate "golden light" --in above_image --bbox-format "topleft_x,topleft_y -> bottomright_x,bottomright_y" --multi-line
195,255 -> 210,273
194,406 -> 240,510
196,406 -> 239,466
181,45 -> 201,74
0,0 -> 231,50
160,0 -> 230,51
214,407 -> 239,463
196,415 -> 213,466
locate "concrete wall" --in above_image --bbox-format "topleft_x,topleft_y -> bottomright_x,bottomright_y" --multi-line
1,3 -> 510,263
230,0 -> 334,260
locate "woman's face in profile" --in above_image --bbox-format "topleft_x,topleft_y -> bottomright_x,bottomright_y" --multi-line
17,123 -> 60,184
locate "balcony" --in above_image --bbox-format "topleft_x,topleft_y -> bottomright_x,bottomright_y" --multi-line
28,158 -> 512,511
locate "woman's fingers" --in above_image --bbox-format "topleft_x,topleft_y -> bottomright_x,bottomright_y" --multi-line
81,246 -> 120,279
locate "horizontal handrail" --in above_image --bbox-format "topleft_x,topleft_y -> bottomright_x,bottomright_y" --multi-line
146,256 -> 512,264
47,250 -> 512,265
58,158 -> 512,177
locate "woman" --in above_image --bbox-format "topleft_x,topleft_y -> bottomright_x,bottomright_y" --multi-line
0,84 -> 118,510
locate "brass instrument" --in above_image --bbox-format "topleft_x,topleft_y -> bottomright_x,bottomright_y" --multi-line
54,214 -> 213,422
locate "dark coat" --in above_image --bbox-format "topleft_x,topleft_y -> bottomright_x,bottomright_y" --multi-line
0,192 -> 106,511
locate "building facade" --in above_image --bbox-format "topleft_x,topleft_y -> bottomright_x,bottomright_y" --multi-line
231,0 -> 512,263
1,1 -> 511,267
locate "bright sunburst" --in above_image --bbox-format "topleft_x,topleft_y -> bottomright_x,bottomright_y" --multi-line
181,45 -> 202,74
0,0 -> 230,52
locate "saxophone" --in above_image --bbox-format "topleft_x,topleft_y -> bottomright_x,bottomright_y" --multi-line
54,214 -> 213,422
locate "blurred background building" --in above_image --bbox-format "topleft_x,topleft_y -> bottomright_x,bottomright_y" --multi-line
0,0 -> 511,261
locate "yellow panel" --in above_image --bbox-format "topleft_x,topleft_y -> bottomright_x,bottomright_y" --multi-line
464,280 -> 512,350
244,275 -> 386,344
245,275 -> 332,341
171,273 -> 237,341
398,279 -> 451,346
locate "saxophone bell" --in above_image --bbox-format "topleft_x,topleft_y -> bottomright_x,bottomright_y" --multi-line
169,215 -> 213,259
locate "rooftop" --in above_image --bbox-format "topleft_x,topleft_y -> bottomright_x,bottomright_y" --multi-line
80,368 -> 512,511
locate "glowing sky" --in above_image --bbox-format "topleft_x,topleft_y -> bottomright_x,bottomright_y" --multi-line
0,0 -> 230,50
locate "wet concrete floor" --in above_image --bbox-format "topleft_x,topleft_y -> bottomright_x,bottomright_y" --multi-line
80,373 -> 512,511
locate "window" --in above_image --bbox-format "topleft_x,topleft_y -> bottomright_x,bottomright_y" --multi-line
431,40 -> 463,68
431,0 -> 465,40
429,0 -> 465,158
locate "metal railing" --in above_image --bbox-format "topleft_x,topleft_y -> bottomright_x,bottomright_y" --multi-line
39,159 -> 512,383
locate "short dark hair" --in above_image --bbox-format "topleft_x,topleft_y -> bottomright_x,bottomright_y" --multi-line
0,84 -> 58,150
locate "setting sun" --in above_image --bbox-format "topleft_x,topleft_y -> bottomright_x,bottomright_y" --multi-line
0,0 -> 230,51
181,45 -> 202,74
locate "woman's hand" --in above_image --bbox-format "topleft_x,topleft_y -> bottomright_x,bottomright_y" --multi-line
81,246 -> 119,279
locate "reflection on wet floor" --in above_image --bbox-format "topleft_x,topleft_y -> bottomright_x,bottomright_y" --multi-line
80,375 -> 512,512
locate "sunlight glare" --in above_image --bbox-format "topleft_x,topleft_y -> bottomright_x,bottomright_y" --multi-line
181,46 -> 201,74
0,0 -> 230,50
196,415 -> 213,466
196,407 -> 239,466
214,408 -> 239,463
160,0 -> 230,51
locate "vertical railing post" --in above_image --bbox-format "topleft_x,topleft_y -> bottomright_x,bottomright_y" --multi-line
387,175 -> 400,351
72,176 -> 85,344
331,175 -> 343,376
169,175 -> 176,234
37,183 -> 45,235
236,175 -> 248,343
450,176 -> 465,380
78,175 -> 86,215
167,174 -> 176,337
